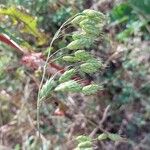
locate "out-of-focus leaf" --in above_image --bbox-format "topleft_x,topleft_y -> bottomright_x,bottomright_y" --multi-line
0,6 -> 48,46
128,0 -> 150,15
110,3 -> 132,22
140,83 -> 150,96
0,54 -> 11,79
117,28 -> 133,42
52,7 -> 72,26
117,21 -> 144,41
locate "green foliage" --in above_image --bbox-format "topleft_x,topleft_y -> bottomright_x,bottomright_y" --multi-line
110,1 -> 150,42
0,6 -> 48,46
2,0 -> 80,34
116,20 -> 144,41
52,7 -> 72,26
110,3 -> 132,22
128,0 -> 150,15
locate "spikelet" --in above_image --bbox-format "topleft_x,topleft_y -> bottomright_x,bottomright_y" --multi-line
108,133 -> 123,141
39,78 -> 56,99
74,50 -> 91,61
54,80 -> 82,92
80,62 -> 99,74
71,15 -> 86,25
87,58 -> 102,68
82,84 -> 102,95
69,9 -> 105,49
72,33 -> 85,40
82,24 -> 101,36
79,18 -> 95,26
83,9 -> 105,20
76,135 -> 92,143
72,33 -> 95,41
78,141 -> 92,148
98,133 -> 108,140
59,69 -> 76,83
68,10 -> 105,51
79,19 -> 101,36
67,38 -> 93,50
75,135 -> 92,150
79,19 -> 100,31
62,56 -> 77,62
66,39 -> 88,50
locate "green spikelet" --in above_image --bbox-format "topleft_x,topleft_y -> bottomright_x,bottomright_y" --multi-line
79,19 -> 95,27
75,135 -> 93,150
74,50 -> 91,61
80,63 -> 98,73
72,33 -> 85,40
54,80 -> 82,92
76,135 -> 92,143
82,24 -> 101,36
79,19 -> 101,36
63,56 -> 77,62
66,40 -> 85,50
72,33 -> 95,41
98,133 -> 108,140
82,84 -> 102,95
59,69 -> 76,83
87,58 -> 102,68
83,9 -> 105,20
71,15 -> 86,25
39,78 -> 56,99
78,141 -> 92,148
108,133 -> 123,141
67,37 -> 94,50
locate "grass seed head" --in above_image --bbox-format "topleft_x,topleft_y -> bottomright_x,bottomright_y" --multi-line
74,50 -> 91,61
82,84 -> 102,95
54,80 -> 82,92
59,69 -> 76,83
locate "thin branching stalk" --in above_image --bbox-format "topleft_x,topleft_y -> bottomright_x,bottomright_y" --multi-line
36,14 -> 81,139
